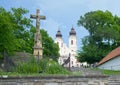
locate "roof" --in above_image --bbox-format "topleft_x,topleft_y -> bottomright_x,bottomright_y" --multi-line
56,30 -> 62,37
69,27 -> 76,35
97,46 -> 120,66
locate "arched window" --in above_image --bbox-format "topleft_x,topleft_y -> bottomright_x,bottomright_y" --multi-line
71,40 -> 73,45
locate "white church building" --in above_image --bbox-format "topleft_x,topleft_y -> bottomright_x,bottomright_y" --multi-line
55,27 -> 80,67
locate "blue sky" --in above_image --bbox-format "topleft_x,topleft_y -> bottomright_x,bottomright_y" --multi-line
0,0 -> 120,50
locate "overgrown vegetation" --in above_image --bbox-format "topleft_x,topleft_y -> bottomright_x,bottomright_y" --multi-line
0,56 -> 71,76
10,57 -> 70,75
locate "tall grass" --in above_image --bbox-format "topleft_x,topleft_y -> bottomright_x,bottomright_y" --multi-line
14,57 -> 39,74
45,60 -> 70,74
13,57 -> 70,74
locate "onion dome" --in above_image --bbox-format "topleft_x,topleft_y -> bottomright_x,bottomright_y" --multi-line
56,30 -> 62,37
69,27 -> 76,35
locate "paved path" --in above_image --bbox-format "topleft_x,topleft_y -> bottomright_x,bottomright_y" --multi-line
70,67 -> 103,76
80,67 -> 102,76
71,67 -> 120,84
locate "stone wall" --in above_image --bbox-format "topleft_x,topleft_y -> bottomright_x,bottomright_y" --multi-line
108,75 -> 120,85
0,75 -> 108,85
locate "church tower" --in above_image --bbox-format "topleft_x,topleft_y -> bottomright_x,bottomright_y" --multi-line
55,29 -> 64,56
69,27 -> 77,56
55,27 -> 80,67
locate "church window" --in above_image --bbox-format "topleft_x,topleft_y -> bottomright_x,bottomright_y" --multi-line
71,40 -> 73,45
72,61 -> 73,64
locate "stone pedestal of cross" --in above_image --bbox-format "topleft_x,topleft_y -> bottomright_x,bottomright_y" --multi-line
30,9 -> 46,59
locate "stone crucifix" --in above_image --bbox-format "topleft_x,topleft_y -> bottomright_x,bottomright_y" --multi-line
30,9 -> 46,59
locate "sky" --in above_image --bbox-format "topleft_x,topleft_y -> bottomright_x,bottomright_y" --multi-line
0,0 -> 120,50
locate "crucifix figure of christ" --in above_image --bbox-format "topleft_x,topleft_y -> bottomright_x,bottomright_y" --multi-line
30,9 -> 46,59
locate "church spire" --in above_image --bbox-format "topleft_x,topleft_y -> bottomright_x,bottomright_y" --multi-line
56,29 -> 62,37
69,26 -> 76,35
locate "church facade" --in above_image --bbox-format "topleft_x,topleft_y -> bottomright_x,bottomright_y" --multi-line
55,27 -> 80,67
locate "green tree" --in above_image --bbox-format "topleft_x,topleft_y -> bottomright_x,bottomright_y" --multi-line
77,10 -> 120,64
0,8 -> 32,53
41,29 -> 59,61
10,8 -> 33,52
0,7 -> 59,61
29,27 -> 59,61
0,7 -> 16,55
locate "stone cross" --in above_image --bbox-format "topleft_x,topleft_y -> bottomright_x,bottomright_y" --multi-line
30,9 -> 46,58
30,9 -> 46,33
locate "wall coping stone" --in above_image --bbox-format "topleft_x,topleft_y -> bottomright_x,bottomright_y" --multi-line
0,75 -> 109,80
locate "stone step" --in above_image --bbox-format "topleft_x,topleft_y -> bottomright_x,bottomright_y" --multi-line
108,77 -> 120,85
109,84 -> 120,85
109,80 -> 120,82
109,79 -> 120,81
109,83 -> 120,85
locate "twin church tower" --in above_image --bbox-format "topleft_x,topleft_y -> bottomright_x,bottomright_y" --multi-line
55,27 -> 80,67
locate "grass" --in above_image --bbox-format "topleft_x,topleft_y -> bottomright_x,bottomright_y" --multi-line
0,53 -> 82,77
72,71 -> 82,76
91,67 -> 120,75
0,71 -> 82,77
0,57 -> 82,77
102,70 -> 120,75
